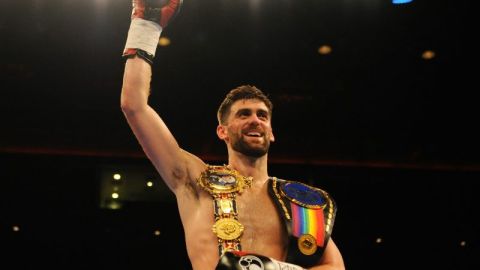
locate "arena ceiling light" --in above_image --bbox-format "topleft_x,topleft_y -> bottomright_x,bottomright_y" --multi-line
392,0 -> 413,4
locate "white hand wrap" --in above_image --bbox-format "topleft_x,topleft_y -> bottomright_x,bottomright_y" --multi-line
269,257 -> 306,270
123,18 -> 162,57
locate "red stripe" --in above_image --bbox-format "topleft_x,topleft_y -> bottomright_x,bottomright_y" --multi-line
316,209 -> 325,246
291,202 -> 301,237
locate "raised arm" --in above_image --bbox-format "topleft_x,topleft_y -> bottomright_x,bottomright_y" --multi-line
120,0 -> 205,192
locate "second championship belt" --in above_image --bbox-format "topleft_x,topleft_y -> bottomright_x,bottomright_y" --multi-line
197,165 -> 252,255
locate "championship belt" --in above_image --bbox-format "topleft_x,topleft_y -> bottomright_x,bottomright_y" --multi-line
281,181 -> 333,256
268,178 -> 336,268
197,165 -> 253,255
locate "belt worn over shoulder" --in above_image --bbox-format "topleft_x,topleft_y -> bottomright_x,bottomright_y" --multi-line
268,177 -> 337,268
197,165 -> 252,255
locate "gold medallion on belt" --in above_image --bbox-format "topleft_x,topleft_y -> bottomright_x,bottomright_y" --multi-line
197,165 -> 252,195
212,218 -> 245,240
298,234 -> 317,255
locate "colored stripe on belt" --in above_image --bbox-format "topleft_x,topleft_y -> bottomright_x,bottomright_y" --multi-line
291,202 -> 325,247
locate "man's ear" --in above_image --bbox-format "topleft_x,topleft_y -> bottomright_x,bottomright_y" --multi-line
269,130 -> 275,142
217,124 -> 228,141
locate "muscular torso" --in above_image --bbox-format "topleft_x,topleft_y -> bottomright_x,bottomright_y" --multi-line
176,178 -> 288,270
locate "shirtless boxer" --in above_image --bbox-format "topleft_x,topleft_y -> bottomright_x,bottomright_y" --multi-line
121,1 -> 345,269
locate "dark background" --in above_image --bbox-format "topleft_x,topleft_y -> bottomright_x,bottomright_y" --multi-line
1,0 -> 478,269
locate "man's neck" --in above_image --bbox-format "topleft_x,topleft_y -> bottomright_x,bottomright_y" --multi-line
227,152 -> 269,187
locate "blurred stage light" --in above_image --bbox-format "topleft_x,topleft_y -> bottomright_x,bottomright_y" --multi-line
318,45 -> 332,55
159,37 -> 171,47
421,50 -> 435,60
99,165 -> 175,210
392,0 -> 413,4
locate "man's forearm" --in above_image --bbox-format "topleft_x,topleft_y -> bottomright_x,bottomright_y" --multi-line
121,56 -> 152,114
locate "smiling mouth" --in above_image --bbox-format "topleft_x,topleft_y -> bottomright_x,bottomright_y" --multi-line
245,131 -> 263,137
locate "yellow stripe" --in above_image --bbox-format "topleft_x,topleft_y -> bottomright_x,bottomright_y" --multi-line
307,208 -> 317,238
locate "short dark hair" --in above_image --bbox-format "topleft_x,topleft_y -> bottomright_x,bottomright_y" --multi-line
217,85 -> 273,124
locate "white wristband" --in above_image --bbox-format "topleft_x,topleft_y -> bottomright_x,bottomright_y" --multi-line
124,18 -> 162,57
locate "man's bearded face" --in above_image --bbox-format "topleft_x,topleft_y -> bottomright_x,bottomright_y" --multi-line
225,100 -> 274,158
229,125 -> 271,158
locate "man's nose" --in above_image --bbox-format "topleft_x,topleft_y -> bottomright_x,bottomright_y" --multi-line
248,114 -> 262,125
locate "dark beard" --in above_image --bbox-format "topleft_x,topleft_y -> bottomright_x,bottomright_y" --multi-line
231,135 -> 270,158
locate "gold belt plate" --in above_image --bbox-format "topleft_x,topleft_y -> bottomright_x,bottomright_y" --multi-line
198,165 -> 252,194
212,218 -> 244,240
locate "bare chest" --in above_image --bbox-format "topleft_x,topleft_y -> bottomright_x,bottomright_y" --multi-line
235,188 -> 287,256
180,183 -> 288,269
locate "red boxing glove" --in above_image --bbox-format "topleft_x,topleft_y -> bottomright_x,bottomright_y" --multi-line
123,0 -> 183,64
130,0 -> 183,28
216,251 -> 306,270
